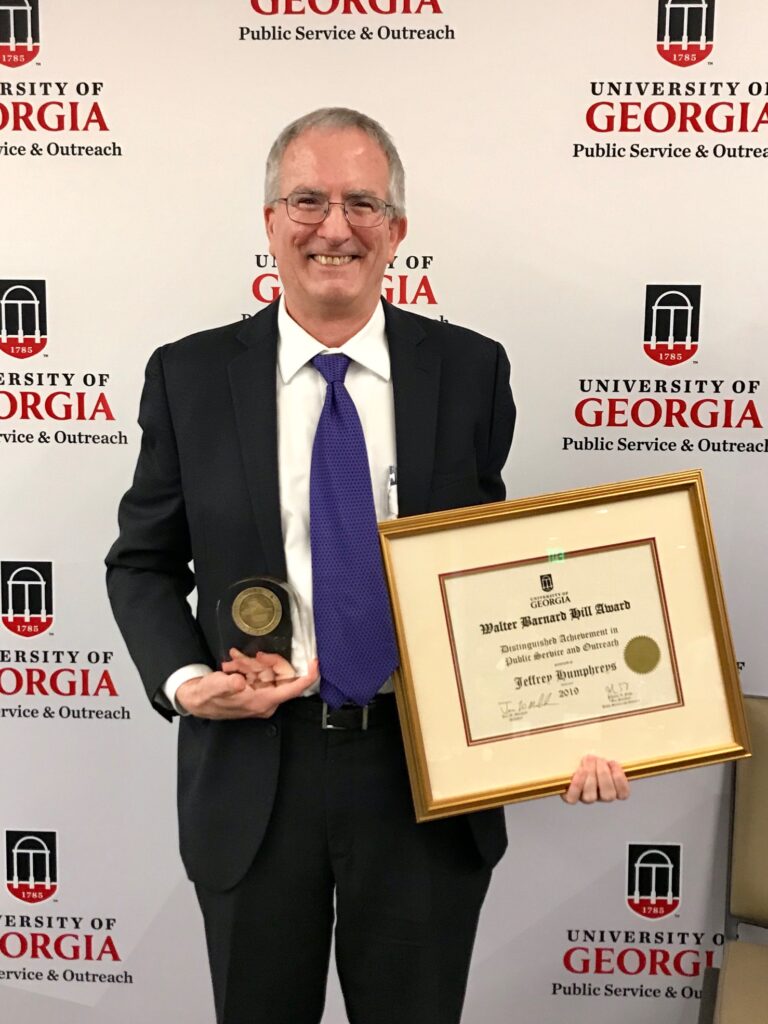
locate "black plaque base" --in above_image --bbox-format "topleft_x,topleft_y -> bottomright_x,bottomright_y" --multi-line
216,577 -> 293,665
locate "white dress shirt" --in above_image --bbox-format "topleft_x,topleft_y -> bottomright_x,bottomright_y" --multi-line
164,298 -> 397,711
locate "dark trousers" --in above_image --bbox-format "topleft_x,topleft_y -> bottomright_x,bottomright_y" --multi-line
194,697 -> 492,1024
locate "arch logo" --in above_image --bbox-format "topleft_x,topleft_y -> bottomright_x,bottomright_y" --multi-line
0,280 -> 47,359
626,843 -> 681,919
644,284 -> 700,366
1,561 -> 53,637
0,1 -> 40,68
5,830 -> 57,904
657,0 -> 715,67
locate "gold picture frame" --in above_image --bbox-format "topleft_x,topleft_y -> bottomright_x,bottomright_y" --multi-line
378,470 -> 750,821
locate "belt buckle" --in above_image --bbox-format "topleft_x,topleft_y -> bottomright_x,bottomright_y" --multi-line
321,702 -> 341,730
321,702 -> 369,731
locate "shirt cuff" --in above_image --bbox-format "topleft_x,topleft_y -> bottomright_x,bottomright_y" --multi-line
163,664 -> 213,716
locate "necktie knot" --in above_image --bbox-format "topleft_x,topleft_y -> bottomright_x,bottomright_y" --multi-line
312,353 -> 350,386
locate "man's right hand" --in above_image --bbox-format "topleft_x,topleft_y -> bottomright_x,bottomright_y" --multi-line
176,657 -> 319,720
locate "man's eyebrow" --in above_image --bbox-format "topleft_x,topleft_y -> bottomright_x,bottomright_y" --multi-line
289,187 -> 382,199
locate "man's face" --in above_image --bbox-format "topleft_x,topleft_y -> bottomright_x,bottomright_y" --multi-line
264,127 -> 407,322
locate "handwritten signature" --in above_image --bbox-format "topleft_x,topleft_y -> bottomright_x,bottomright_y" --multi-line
500,692 -> 557,714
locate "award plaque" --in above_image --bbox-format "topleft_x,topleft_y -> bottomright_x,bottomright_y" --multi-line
378,470 -> 750,821
216,577 -> 310,667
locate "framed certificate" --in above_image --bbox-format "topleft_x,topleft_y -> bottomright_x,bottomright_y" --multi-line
378,470 -> 750,821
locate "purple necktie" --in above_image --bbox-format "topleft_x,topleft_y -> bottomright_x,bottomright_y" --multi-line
309,353 -> 399,709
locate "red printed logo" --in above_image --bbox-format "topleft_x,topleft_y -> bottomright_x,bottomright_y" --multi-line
657,0 -> 714,67
644,284 -> 700,366
1,561 -> 53,637
0,1 -> 40,68
0,281 -> 47,359
626,843 -> 681,919
5,831 -> 58,904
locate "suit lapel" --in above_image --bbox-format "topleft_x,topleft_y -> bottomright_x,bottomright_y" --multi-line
384,301 -> 441,517
229,303 -> 287,580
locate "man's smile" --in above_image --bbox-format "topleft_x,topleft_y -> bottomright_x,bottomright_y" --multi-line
309,254 -> 359,266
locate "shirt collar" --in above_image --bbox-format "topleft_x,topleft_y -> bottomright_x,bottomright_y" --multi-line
277,297 -> 390,384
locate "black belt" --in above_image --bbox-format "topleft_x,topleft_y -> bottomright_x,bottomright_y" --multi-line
283,692 -> 398,731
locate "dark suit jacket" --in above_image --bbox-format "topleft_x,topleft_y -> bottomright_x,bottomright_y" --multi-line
106,299 -> 516,892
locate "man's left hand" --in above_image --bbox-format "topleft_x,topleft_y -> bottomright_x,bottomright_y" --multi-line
221,648 -> 301,688
562,755 -> 630,805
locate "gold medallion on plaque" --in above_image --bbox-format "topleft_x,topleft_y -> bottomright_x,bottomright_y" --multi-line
624,635 -> 661,674
232,587 -> 282,637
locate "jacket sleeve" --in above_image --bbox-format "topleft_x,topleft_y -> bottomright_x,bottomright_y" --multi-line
478,341 -> 516,504
105,347 -> 212,720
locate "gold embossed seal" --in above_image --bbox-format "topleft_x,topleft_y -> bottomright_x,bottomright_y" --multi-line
624,635 -> 661,674
232,587 -> 282,637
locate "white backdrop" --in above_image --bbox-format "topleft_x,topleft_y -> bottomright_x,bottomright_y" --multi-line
2,1 -> 767,1021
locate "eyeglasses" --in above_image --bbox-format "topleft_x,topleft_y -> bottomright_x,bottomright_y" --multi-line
273,191 -> 394,228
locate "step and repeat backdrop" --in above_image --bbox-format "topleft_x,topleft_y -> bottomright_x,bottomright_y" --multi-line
2,1 -> 767,1021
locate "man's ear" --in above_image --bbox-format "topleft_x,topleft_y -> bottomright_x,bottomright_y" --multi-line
388,215 -> 408,263
264,204 -> 276,255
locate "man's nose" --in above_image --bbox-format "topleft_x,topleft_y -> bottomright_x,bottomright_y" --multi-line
316,203 -> 353,244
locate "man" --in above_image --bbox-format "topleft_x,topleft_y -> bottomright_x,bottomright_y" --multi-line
106,107 -> 628,1024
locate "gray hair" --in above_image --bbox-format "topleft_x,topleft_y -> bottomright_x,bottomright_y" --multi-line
264,107 -> 406,218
